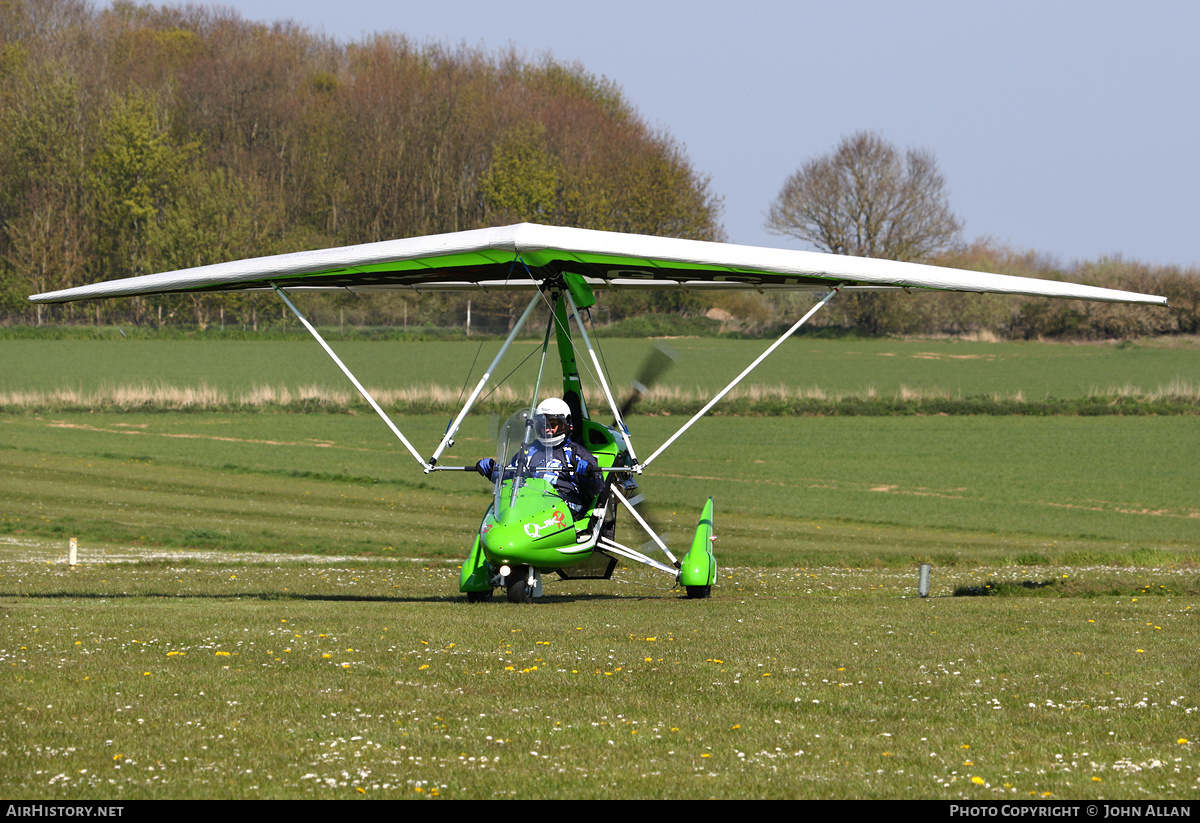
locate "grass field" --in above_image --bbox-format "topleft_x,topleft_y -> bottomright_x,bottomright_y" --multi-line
2,556 -> 1196,799
4,335 -> 1198,400
1,336 -> 1197,798
3,412 -> 1198,560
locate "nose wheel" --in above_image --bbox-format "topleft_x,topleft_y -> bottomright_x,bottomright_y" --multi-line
505,565 -> 535,604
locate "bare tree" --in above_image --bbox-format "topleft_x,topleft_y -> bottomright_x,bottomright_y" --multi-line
766,131 -> 961,262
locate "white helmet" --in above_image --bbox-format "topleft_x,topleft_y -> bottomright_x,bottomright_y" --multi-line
534,397 -> 571,447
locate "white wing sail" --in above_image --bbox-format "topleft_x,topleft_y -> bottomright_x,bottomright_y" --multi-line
30,223 -> 1168,306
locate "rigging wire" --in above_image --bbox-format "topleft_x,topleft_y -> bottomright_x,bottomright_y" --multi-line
475,342 -> 544,406
586,309 -> 619,411
529,308 -> 556,409
511,254 -> 606,401
454,255 -> 546,409
448,257 -> 531,434
454,338 -> 487,413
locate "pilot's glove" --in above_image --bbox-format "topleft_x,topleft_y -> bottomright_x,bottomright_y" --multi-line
475,458 -> 496,478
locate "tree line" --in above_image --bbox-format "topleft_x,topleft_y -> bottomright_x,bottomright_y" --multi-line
1,2 -> 1195,340
0,0 -> 723,330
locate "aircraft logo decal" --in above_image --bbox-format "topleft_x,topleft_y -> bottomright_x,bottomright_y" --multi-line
523,511 -> 567,540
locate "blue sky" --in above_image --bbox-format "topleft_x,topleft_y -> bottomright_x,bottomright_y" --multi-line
125,1 -> 1200,267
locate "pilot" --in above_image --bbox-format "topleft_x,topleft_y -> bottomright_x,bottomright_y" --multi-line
475,397 -> 602,519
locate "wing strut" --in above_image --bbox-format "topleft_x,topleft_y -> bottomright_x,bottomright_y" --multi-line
641,286 -> 841,469
563,289 -> 639,468
612,485 -> 678,566
272,284 -> 431,471
595,537 -> 679,576
428,291 -> 542,466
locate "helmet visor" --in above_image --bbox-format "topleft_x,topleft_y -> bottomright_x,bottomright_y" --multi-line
534,413 -> 568,445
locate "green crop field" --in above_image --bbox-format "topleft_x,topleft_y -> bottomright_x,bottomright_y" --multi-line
1,336 -> 1197,799
3,335 -> 1198,400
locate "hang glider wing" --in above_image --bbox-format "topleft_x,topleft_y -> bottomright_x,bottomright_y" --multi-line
29,223 -> 1169,306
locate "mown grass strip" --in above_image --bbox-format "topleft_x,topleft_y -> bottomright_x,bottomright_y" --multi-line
3,412 -> 1198,569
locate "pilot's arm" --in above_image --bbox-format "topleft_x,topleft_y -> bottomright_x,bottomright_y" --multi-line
475,445 -> 531,481
570,447 -> 603,501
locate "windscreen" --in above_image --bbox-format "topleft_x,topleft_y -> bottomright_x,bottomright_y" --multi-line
493,407 -> 536,512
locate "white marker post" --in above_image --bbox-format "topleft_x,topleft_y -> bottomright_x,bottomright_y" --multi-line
69,537 -> 78,569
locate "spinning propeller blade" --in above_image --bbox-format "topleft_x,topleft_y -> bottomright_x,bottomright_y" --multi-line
616,341 -> 679,421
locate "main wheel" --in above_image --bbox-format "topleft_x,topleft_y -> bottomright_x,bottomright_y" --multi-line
466,590 -> 492,603
685,585 -> 711,599
506,566 -> 533,604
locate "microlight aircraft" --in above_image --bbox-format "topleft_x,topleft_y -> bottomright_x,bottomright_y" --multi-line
30,224 -> 1168,602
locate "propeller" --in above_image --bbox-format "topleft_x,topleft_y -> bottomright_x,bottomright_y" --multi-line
616,341 -> 679,422
605,342 -> 680,563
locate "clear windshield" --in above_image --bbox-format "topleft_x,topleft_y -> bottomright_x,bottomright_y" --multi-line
493,407 -> 536,512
